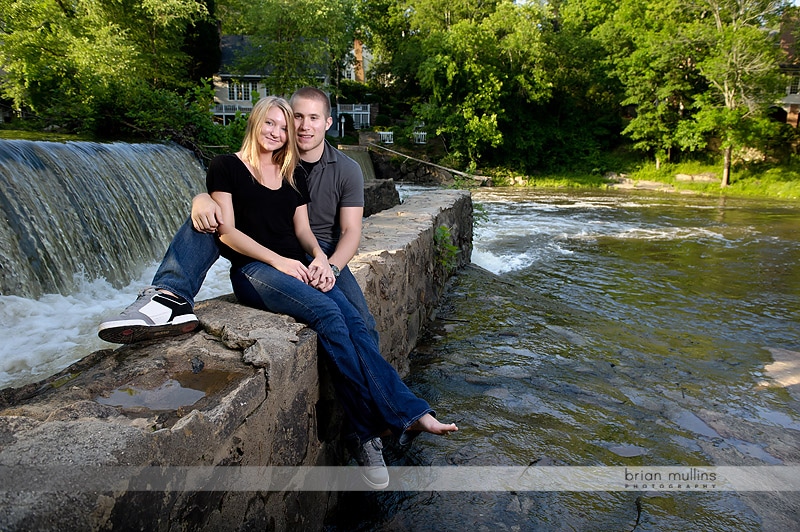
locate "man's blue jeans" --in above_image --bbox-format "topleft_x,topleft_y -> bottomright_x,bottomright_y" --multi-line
152,218 -> 379,346
231,260 -> 432,441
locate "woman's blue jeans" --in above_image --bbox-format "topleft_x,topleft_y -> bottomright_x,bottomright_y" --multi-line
231,260 -> 432,442
151,218 -> 422,441
152,218 -> 380,345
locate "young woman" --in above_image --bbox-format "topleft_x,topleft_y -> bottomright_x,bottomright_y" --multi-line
207,96 -> 457,489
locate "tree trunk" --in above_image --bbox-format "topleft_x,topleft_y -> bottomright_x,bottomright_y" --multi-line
721,146 -> 731,187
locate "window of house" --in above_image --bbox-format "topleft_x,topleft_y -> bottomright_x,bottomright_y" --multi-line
789,76 -> 800,95
228,81 -> 258,101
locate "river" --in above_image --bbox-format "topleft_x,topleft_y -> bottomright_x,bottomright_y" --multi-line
328,186 -> 800,531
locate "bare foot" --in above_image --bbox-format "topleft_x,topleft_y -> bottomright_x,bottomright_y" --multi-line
407,413 -> 458,436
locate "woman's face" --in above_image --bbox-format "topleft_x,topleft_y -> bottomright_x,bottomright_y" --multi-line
258,105 -> 288,153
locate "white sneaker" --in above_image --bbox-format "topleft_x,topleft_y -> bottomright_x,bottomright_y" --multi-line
98,288 -> 198,344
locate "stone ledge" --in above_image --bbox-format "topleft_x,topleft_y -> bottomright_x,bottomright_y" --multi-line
0,189 -> 473,531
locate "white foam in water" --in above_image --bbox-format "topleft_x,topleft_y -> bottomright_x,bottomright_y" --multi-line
468,188 -> 740,275
3,186 -> 743,389
0,259 -> 232,390
471,249 -> 526,274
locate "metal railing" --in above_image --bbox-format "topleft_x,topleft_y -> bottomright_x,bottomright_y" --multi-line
338,104 -> 371,113
213,104 -> 253,114
338,104 -> 371,129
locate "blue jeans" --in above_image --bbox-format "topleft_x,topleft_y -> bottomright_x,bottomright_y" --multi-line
151,218 -> 219,307
231,260 -> 432,441
152,218 -> 379,347
314,240 -> 379,347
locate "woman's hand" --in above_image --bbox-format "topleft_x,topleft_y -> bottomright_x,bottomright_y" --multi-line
273,257 -> 312,284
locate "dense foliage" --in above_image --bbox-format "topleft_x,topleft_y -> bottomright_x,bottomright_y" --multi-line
356,0 -> 797,180
1,0 -> 799,182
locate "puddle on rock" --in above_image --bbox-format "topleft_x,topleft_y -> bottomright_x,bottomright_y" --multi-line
96,369 -> 245,411
607,443 -> 649,457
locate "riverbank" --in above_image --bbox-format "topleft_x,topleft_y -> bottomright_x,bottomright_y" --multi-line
481,160 -> 800,201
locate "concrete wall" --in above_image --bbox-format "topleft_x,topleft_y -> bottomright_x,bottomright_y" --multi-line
0,190 -> 473,532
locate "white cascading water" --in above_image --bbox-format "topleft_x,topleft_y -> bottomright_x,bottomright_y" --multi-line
0,140 -> 209,297
0,140 -> 233,389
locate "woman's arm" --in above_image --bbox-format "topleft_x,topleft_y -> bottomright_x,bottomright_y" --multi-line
294,205 -> 335,292
212,191 -> 312,284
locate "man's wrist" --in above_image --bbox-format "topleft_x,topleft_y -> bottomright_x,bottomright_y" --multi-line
329,264 -> 340,278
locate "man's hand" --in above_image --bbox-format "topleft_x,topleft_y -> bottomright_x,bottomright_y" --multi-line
191,193 -> 224,233
308,256 -> 335,293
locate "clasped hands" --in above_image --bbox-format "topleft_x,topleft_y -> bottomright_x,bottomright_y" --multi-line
306,257 -> 336,292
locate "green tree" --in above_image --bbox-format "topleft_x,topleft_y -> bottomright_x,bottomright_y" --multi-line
600,0 -> 788,183
0,0 -> 211,128
408,0 -> 502,32
416,19 -> 504,166
220,0 -> 356,96
516,0 -> 623,172
687,0 -> 788,186
598,0 -> 704,169
415,0 -> 553,169
0,0 -> 137,123
353,0 -> 426,118
100,0 -> 211,89
183,0 -> 223,82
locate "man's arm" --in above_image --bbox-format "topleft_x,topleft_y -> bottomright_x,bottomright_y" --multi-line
191,193 -> 224,233
327,206 -> 363,270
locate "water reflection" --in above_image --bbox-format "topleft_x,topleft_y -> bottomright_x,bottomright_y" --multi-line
329,187 -> 800,530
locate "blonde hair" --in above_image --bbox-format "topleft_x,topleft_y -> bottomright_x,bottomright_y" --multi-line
240,96 -> 298,188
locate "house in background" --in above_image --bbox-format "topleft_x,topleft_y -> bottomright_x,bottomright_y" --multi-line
779,15 -> 800,127
338,40 -> 379,130
212,36 -> 280,125
211,36 -> 377,135
343,40 -> 372,83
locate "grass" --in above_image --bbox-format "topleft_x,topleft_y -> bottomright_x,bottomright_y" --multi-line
481,157 -> 800,201
625,159 -> 800,200
0,128 -> 93,142
484,167 -> 610,188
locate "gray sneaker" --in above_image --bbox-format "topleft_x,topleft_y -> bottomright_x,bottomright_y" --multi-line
98,288 -> 199,344
354,437 -> 389,489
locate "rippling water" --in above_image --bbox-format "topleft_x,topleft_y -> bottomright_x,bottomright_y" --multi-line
329,187 -> 800,531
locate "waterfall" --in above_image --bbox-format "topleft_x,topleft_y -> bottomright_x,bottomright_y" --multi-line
338,146 -> 376,181
0,140 -> 206,298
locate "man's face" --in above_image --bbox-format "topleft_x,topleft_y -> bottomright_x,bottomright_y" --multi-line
293,97 -> 332,155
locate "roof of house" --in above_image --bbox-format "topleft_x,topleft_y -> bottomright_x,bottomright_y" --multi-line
219,35 -> 271,77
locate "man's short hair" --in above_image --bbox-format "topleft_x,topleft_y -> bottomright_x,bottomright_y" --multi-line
291,87 -> 331,118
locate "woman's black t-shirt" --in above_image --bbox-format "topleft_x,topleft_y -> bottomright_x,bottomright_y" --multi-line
206,154 -> 310,268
